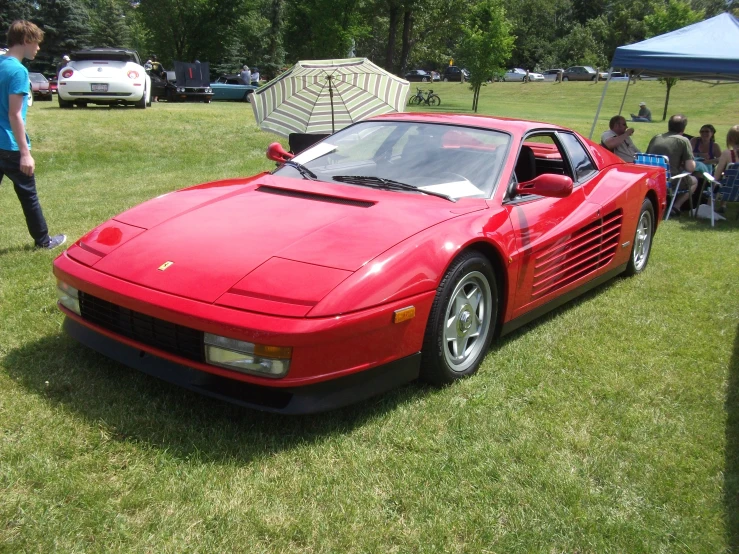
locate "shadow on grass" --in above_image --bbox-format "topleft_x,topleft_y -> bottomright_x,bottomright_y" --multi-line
0,244 -> 36,256
3,333 -> 432,463
3,272 -> 621,463
724,323 -> 739,551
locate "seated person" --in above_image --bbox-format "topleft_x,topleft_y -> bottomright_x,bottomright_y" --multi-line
712,124 -> 739,213
251,67 -> 260,84
646,114 -> 697,215
690,124 -> 721,170
630,102 -> 652,122
601,115 -> 639,163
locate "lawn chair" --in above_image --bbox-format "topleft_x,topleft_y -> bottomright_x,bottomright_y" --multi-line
634,153 -> 692,220
700,162 -> 739,227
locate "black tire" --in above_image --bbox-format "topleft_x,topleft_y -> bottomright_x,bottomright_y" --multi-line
135,89 -> 147,109
428,94 -> 440,107
562,76 -> 569,81
443,77 -> 449,82
408,95 -> 422,106
421,251 -> 498,385
58,96 -> 72,108
244,91 -> 252,102
422,77 -> 429,82
624,199 -> 655,276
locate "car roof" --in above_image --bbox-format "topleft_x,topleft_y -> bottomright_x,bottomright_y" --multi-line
367,112 -> 566,137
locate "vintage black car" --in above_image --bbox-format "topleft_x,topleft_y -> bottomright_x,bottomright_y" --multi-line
151,61 -> 214,102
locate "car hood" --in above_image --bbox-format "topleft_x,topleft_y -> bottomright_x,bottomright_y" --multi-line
85,175 -> 484,304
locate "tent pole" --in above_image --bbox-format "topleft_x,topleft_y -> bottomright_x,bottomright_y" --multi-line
589,67 -> 613,140
617,73 -> 633,116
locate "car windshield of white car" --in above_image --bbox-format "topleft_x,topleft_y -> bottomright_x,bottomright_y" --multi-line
273,121 -> 510,199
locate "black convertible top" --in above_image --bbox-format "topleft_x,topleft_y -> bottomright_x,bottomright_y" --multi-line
71,48 -> 141,65
173,61 -> 210,87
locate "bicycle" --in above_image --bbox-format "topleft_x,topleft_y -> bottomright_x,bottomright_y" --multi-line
408,87 -> 441,107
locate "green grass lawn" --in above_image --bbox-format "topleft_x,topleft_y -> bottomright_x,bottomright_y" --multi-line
1,81 -> 738,553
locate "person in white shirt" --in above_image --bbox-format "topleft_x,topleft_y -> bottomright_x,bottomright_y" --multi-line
601,115 -> 640,163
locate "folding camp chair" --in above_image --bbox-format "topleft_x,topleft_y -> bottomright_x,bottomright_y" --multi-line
700,162 -> 739,227
634,153 -> 693,220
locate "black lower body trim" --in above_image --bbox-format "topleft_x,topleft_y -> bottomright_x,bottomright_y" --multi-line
500,263 -> 627,336
63,317 -> 421,414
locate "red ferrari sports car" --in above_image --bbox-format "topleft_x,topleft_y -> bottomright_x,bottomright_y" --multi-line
54,113 -> 667,413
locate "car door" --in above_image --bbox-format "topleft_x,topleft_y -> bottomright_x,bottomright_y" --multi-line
505,131 -> 605,319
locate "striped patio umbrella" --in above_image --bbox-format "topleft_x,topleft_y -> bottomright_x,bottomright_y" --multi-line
251,58 -> 410,137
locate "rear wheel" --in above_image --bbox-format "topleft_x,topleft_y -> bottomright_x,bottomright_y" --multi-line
443,77 -> 449,82
562,76 -> 569,81
135,89 -> 147,109
408,95 -> 421,106
427,94 -> 440,107
58,96 -> 72,108
422,77 -> 429,82
625,199 -> 654,276
421,251 -> 498,385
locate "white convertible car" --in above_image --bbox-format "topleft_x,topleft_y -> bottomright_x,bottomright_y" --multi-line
58,48 -> 151,109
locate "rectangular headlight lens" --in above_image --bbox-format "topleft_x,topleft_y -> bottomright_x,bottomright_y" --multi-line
204,333 -> 291,378
56,280 -> 80,315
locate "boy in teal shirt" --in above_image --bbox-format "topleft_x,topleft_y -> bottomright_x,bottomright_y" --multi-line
1,20 -> 65,249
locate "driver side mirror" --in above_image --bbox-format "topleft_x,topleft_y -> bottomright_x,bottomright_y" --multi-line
515,173 -> 573,198
266,142 -> 293,163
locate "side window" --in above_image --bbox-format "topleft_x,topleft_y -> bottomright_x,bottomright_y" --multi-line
558,133 -> 597,182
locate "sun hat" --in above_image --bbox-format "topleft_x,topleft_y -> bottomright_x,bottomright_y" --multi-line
639,101 -> 646,106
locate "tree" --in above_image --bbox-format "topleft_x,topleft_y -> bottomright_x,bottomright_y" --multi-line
458,0 -> 514,112
644,0 -> 704,120
32,0 -> 91,74
86,0 -> 131,48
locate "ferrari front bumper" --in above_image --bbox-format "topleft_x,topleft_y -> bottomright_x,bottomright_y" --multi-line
64,317 -> 421,414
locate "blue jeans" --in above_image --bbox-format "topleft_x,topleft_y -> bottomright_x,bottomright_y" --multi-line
0,149 -> 50,247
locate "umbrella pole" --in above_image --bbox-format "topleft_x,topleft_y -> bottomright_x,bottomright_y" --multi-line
617,74 -> 632,116
327,75 -> 335,134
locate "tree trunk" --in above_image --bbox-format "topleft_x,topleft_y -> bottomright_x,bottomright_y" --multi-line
268,0 -> 284,64
399,9 -> 413,74
662,78 -> 677,121
472,85 -> 480,112
385,4 -> 399,71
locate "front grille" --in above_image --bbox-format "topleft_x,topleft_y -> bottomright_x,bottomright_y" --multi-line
79,292 -> 205,363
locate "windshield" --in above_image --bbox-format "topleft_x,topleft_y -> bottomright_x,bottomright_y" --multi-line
273,121 -> 510,199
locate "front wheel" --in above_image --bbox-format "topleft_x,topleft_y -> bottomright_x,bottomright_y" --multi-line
625,199 -> 654,276
422,77 -> 429,82
443,77 -> 449,82
408,95 -> 422,106
421,251 -> 498,385
562,76 -> 569,81
427,94 -> 440,107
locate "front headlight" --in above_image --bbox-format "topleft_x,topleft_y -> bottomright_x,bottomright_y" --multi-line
177,87 -> 185,93
204,333 -> 291,378
57,280 -> 80,315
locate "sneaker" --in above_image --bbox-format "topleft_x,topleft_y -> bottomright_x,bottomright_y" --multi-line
39,234 -> 67,250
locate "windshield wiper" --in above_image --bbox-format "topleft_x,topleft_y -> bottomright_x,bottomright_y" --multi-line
332,175 -> 456,202
282,160 -> 318,181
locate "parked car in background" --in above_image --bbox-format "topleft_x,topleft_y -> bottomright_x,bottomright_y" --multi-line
29,72 -> 52,100
404,69 -> 432,82
47,75 -> 58,93
562,66 -> 608,81
210,74 -> 257,102
442,66 -> 469,81
607,71 -> 630,81
542,69 -> 564,81
57,48 -> 151,108
503,68 -> 545,82
152,62 -> 214,103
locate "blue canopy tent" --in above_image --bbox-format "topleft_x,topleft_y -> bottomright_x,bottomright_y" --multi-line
589,12 -> 739,138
